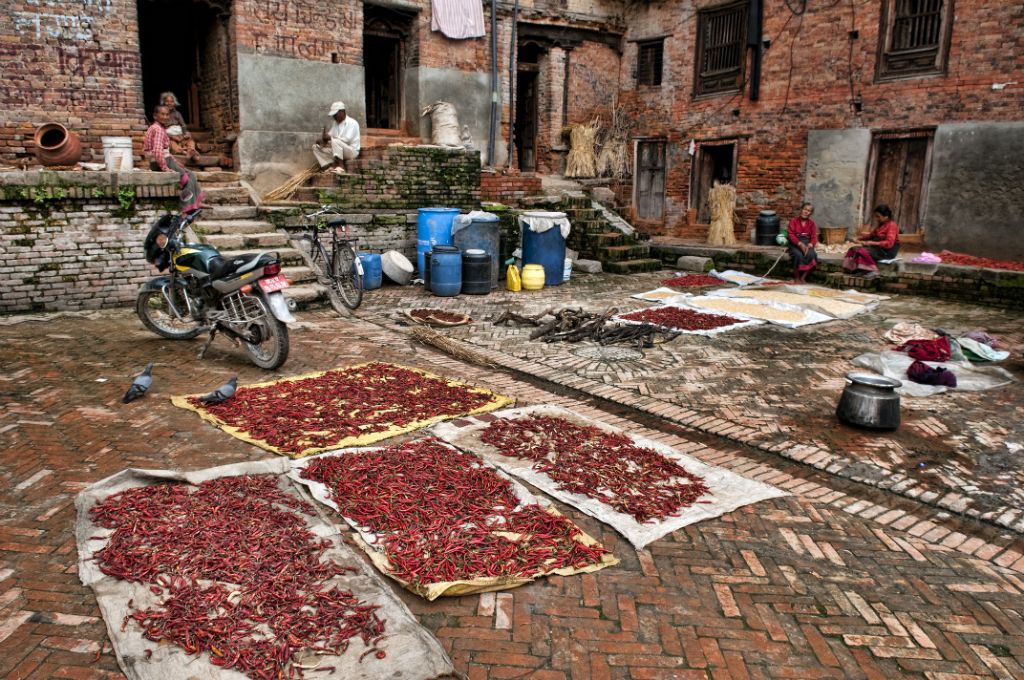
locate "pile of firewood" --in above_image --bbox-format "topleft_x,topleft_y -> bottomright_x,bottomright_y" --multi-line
492,307 -> 678,348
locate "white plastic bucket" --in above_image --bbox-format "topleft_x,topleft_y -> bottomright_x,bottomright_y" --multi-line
102,136 -> 134,172
563,257 -> 572,282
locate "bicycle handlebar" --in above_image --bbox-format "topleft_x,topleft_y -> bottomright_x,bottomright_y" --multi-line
304,204 -> 339,220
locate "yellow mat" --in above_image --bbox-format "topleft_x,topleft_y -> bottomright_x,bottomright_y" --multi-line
172,362 -> 513,458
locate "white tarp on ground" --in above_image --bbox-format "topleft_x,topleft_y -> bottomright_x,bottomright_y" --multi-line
709,269 -> 765,286
681,295 -> 835,328
852,350 -> 1016,397
707,287 -> 875,320
615,303 -> 765,337
432,405 -> 788,550
75,460 -> 454,680
630,287 -> 693,302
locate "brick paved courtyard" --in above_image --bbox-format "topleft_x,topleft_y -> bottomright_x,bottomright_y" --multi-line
361,271 -> 1024,535
2,298 -> 1024,679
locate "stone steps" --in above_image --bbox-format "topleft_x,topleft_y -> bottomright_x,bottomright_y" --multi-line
599,244 -> 652,262
203,186 -> 251,204
195,219 -> 273,235
203,205 -> 258,220
604,258 -> 663,274
203,231 -> 290,250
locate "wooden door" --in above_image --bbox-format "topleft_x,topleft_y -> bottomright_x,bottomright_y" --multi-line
636,141 -> 666,220
514,70 -> 538,171
364,34 -> 401,129
870,138 -> 929,232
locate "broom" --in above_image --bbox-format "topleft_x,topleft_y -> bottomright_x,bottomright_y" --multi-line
264,163 -> 320,202
409,326 -> 496,367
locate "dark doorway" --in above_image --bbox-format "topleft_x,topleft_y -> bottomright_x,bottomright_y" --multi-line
514,70 -> 538,171
635,140 -> 666,220
692,142 -> 736,223
867,135 -> 931,233
364,6 -> 411,131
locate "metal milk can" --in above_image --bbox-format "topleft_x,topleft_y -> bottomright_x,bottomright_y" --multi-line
836,372 -> 902,430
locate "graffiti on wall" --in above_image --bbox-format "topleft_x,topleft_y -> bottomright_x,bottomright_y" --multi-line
13,0 -> 113,41
58,47 -> 137,78
250,0 -> 358,30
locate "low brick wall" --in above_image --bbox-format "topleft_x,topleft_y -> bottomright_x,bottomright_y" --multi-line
264,206 -> 421,263
650,242 -> 1024,310
0,171 -> 178,313
480,170 -> 542,205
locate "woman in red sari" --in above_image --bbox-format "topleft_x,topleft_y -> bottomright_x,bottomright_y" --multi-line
787,202 -> 818,283
842,204 -> 900,278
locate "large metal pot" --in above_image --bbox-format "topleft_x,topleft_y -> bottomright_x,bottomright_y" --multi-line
836,372 -> 901,430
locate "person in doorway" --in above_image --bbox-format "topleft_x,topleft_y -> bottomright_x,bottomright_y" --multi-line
842,204 -> 900,278
159,92 -> 200,163
787,202 -> 818,283
144,105 -> 204,214
313,101 -> 360,174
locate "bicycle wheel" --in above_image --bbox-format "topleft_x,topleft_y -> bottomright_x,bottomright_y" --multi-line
331,245 -> 364,309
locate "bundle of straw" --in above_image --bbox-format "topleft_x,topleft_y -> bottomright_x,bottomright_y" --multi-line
409,326 -> 496,367
596,107 -> 631,178
263,163 -> 320,202
565,122 -> 598,178
706,181 -> 737,246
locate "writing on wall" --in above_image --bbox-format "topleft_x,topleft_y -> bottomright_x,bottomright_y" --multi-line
58,47 -> 137,78
250,0 -> 358,30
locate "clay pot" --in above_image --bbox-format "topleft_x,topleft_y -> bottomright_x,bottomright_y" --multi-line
33,123 -> 83,166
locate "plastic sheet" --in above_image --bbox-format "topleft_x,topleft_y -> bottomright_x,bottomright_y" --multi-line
851,350 -> 1015,397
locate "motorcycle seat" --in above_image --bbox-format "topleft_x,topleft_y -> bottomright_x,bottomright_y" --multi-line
208,253 -> 263,280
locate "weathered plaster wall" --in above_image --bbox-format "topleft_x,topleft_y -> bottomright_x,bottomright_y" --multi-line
925,123 -> 1024,261
804,129 -> 872,236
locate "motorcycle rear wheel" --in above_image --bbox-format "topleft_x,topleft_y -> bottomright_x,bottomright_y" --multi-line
136,290 -> 203,340
242,314 -> 289,370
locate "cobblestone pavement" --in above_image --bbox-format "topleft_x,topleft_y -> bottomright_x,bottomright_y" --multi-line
360,272 -> 1024,535
3,309 -> 1024,679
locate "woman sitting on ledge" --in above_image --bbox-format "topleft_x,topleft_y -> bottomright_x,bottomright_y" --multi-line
787,202 -> 818,283
842,204 -> 900,279
160,91 -> 200,163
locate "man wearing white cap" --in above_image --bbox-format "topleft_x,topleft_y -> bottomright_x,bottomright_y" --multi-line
313,101 -> 360,174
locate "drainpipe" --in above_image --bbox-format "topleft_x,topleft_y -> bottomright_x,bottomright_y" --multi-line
487,0 -> 498,166
506,0 -> 519,169
747,0 -> 763,101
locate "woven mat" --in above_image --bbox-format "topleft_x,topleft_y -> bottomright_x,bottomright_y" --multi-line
172,362 -> 513,458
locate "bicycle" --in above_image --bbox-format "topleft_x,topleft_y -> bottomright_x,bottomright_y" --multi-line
302,205 -> 364,310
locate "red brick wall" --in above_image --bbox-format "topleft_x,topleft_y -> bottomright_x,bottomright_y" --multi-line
480,170 -> 542,205
619,0 -> 1024,238
1,0 -> 146,164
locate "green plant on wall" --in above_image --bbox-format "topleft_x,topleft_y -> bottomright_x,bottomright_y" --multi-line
115,185 -> 136,216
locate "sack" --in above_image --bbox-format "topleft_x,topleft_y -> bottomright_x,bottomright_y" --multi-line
506,264 -> 521,292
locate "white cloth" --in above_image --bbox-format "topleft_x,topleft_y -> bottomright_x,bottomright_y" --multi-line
431,0 -> 485,39
520,211 -> 571,239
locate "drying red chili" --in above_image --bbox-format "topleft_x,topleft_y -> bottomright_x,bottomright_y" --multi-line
619,306 -> 743,332
187,362 -> 502,456
300,439 -> 610,587
89,475 -> 386,679
937,250 -> 1024,272
480,415 -> 711,523
661,274 -> 722,288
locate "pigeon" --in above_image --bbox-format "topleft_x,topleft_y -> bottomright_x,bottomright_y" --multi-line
199,376 -> 237,404
122,363 -> 153,403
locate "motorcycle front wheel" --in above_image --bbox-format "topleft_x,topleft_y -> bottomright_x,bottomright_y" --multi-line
241,313 -> 290,370
136,290 -> 203,340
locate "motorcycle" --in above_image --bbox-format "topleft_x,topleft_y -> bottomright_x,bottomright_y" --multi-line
136,209 -> 294,370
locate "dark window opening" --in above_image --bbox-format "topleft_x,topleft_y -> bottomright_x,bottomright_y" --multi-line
877,0 -> 953,80
514,70 -> 538,171
637,40 -> 664,87
364,6 -> 413,131
695,2 -> 747,97
691,143 -> 736,223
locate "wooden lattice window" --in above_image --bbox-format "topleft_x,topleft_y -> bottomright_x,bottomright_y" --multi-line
695,2 -> 747,97
637,40 -> 664,87
877,0 -> 953,80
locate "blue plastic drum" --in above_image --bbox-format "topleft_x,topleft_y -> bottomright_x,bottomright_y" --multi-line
521,211 -> 569,286
357,252 -> 382,290
430,246 -> 462,297
416,208 -> 459,276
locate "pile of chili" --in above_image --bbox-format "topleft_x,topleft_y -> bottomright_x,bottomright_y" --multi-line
188,362 -> 502,456
300,439 -> 609,586
480,415 -> 711,523
937,250 -> 1024,272
661,274 -> 723,288
90,475 -> 386,679
619,306 -> 743,332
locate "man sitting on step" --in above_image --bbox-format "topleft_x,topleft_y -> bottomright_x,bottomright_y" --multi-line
313,101 -> 361,175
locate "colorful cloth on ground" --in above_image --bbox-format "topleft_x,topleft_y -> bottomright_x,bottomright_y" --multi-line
962,330 -> 1002,349
907,360 -> 957,387
958,336 -> 1010,362
899,337 -> 952,362
884,322 -> 939,345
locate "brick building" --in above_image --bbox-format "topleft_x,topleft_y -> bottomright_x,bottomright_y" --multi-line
614,0 -> 1024,259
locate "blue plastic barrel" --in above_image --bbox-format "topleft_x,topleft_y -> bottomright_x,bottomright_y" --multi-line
521,212 -> 569,286
453,212 -> 501,289
357,252 -> 382,290
416,208 -> 459,276
430,246 -> 462,297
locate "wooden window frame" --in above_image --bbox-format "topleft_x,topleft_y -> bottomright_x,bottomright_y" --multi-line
694,1 -> 747,98
636,39 -> 664,87
876,0 -> 954,81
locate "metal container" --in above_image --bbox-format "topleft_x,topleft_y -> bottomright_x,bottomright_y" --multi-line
836,372 -> 901,430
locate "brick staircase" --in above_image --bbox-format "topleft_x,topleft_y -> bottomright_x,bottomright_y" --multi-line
192,171 -> 327,309
560,194 -> 662,274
